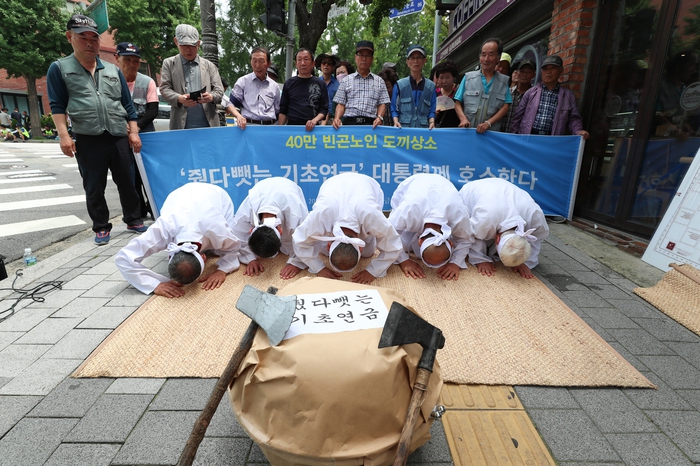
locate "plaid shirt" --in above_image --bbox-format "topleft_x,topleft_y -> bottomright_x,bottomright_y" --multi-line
501,85 -> 528,133
531,83 -> 560,134
333,72 -> 391,118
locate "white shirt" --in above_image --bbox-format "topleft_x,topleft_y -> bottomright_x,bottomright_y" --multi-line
115,183 -> 242,294
459,178 -> 549,269
231,177 -> 308,268
292,173 -> 402,277
389,174 -> 474,268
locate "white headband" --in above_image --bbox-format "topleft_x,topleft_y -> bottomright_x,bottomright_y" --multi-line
166,242 -> 205,279
496,221 -> 537,256
419,226 -> 452,269
251,216 -> 282,239
312,224 -> 365,272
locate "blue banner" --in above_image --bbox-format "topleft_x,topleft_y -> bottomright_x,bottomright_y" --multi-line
138,126 -> 583,218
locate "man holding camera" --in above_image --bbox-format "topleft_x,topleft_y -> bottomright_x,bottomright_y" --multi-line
160,24 -> 224,130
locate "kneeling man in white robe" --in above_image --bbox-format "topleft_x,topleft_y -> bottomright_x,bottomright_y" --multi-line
292,172 -> 402,284
231,177 -> 309,280
115,183 -> 242,297
459,177 -> 549,279
388,174 -> 474,280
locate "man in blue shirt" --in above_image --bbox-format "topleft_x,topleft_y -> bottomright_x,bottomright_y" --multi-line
390,45 -> 437,129
315,52 -> 339,122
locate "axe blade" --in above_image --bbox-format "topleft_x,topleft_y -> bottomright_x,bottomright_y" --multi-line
235,285 -> 297,346
378,302 -> 445,350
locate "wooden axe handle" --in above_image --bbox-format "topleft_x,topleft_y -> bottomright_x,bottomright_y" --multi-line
177,319 -> 260,466
393,367 -> 432,466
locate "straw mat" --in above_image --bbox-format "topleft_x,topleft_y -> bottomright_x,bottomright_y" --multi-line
634,263 -> 700,337
74,255 -> 652,387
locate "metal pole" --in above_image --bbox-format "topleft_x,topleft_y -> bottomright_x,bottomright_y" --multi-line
286,0 -> 297,80
200,0 -> 219,68
432,10 -> 440,68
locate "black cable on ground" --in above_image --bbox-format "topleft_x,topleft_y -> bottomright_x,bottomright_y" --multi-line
0,270 -> 64,323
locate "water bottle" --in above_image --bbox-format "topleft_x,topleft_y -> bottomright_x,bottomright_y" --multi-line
23,248 -> 37,266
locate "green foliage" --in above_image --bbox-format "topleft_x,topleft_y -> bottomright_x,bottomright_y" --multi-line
316,0 -> 448,76
107,0 -> 200,72
217,0 -> 288,83
219,0 -> 448,82
42,114 -> 56,129
367,0 -> 412,36
0,0 -> 71,80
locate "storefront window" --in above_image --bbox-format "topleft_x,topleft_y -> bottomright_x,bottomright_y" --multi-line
578,1 -> 658,218
628,1 -> 700,226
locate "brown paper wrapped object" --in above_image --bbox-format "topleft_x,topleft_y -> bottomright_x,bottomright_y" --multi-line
229,277 -> 443,466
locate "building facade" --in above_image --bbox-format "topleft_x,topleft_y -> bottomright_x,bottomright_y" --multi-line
438,0 -> 699,238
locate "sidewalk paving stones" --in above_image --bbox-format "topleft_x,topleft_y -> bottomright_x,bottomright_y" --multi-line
111,410 -> 200,465
66,394 -> 153,442
105,378 -> 165,395
42,328 -> 112,359
76,305 -> 138,329
604,433 -> 694,466
50,296 -> 110,318
0,357 -> 82,395
0,223 -> 699,465
0,417 -> 78,466
0,395 -> 42,437
28,377 -> 113,417
568,388 -> 658,433
44,443 -> 121,466
15,317 -> 82,345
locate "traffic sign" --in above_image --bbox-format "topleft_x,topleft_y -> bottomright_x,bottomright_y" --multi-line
389,0 -> 424,18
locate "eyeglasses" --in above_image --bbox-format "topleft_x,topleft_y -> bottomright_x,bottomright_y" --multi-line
321,60 -> 335,65
356,53 -> 373,59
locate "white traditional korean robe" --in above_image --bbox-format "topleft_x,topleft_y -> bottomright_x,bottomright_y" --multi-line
388,174 -> 474,268
115,183 -> 241,294
459,178 -> 549,269
292,173 -> 402,277
231,177 -> 308,268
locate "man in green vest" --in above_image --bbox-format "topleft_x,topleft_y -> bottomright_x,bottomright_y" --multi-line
47,15 -> 148,245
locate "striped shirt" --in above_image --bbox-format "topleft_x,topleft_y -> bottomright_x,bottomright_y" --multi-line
531,83 -> 560,134
333,72 -> 391,118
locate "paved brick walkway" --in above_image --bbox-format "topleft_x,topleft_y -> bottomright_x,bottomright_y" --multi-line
1,224 -> 699,465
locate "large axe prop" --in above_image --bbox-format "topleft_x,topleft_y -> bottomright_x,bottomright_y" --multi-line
379,302 -> 445,466
178,285 -> 297,466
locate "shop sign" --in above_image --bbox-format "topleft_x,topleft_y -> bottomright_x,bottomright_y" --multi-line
438,0 -> 518,62
450,0 -> 491,32
680,82 -> 700,111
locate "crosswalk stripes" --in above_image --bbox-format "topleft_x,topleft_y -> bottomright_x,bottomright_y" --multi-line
0,194 -> 85,212
0,184 -> 72,195
0,215 -> 86,238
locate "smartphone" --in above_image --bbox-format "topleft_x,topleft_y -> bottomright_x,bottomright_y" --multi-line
188,87 -> 206,101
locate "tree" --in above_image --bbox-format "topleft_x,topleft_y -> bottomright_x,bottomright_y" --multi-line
217,0 -> 288,82
0,0 -> 71,139
107,0 -> 200,75
316,0 -> 448,75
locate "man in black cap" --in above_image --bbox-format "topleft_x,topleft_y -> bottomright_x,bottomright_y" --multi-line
509,55 -> 588,139
47,14 -> 147,246
115,42 -> 157,219
502,59 -> 536,133
332,41 -> 391,129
